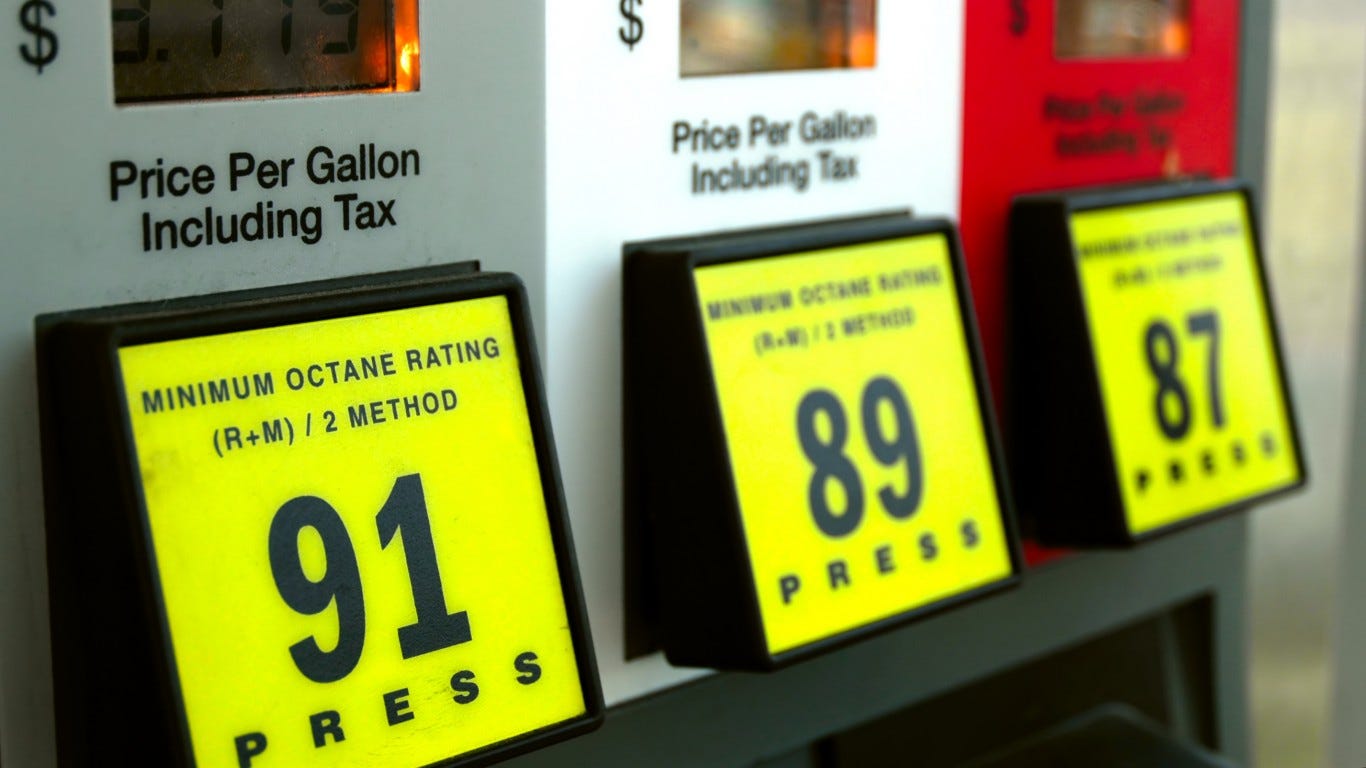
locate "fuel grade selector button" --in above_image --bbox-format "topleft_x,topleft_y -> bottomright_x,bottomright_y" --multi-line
625,215 -> 1022,671
1010,181 -> 1306,546
38,265 -> 602,768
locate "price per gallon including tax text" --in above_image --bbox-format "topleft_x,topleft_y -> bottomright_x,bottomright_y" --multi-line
37,269 -> 601,768
624,216 -> 1020,669
1008,182 -> 1305,544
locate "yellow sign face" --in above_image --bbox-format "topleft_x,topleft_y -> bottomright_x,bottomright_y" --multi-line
118,295 -> 587,768
694,234 -> 1015,656
1073,192 -> 1302,535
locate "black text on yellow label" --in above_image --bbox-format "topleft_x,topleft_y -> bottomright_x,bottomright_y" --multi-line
1073,192 -> 1302,534
119,296 -> 587,768
693,234 -> 1015,655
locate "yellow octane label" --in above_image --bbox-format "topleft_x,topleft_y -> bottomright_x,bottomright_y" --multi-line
119,295 -> 586,768
694,234 -> 1015,656
1073,192 -> 1302,535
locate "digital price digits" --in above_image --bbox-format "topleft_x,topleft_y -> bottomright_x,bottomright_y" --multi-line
112,0 -> 365,65
109,0 -> 417,102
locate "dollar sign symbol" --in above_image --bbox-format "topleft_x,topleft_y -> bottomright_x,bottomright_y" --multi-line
1008,0 -> 1029,36
19,0 -> 58,74
619,0 -> 643,51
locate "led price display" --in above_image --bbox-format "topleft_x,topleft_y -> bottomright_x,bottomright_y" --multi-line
680,0 -> 877,77
111,0 -> 420,103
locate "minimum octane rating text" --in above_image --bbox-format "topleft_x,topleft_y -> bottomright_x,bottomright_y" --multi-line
137,337 -> 501,416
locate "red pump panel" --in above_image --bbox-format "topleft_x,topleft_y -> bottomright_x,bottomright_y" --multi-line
960,0 -> 1241,563
962,0 -> 1239,394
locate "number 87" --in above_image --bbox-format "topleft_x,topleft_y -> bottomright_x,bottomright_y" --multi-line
1145,310 -> 1223,441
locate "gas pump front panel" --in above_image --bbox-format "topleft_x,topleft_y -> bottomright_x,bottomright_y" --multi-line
2,2 -> 1283,763
1,3 -> 546,313
110,0 -> 421,103
3,6 -> 549,765
958,0 -> 1249,561
548,0 -> 966,702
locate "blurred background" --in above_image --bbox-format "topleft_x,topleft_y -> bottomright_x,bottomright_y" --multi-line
1254,0 -> 1365,765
